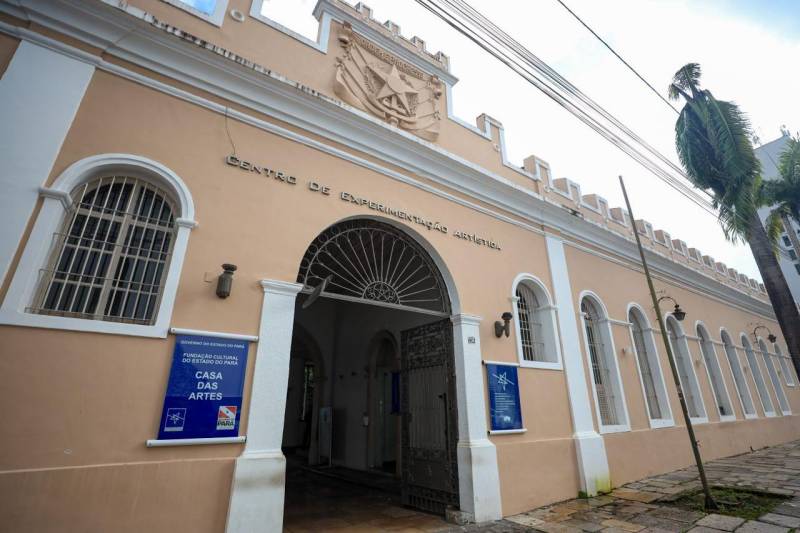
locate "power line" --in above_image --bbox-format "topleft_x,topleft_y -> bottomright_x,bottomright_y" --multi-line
553,0 -> 681,115
416,0 -> 721,219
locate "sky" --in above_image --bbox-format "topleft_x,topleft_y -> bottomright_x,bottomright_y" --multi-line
258,0 -> 800,280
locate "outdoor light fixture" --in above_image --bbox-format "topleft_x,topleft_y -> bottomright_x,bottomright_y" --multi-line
494,312 -> 513,338
752,325 -> 777,343
657,294 -> 686,321
216,264 -> 237,298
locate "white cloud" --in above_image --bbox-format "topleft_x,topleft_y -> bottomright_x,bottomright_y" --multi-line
259,0 -> 800,280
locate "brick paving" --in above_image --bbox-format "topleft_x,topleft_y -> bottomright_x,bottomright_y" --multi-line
451,440 -> 800,533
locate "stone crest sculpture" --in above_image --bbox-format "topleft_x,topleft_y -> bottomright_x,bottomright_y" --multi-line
334,22 -> 442,141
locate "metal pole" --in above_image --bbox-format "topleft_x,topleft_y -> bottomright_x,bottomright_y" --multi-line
619,176 -> 717,510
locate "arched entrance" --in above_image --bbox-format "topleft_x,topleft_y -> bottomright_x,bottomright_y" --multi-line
282,219 -> 461,525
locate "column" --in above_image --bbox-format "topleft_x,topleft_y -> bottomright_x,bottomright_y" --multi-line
0,41 -> 93,284
545,235 -> 611,495
451,314 -> 503,522
226,279 -> 303,533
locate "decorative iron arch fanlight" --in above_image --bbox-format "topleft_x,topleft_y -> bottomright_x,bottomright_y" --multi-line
297,219 -> 450,314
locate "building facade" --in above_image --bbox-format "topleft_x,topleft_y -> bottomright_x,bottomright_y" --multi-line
756,134 -> 800,307
0,1 -> 799,531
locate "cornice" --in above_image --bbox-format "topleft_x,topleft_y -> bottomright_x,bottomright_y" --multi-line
0,0 -> 775,321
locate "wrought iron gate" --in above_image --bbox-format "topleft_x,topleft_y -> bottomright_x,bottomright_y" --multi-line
401,318 -> 459,515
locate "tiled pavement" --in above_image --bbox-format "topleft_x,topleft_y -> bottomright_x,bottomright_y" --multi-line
463,440 -> 800,533
284,441 -> 800,531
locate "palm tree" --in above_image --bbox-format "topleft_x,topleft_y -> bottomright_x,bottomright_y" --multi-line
668,63 -> 800,372
764,136 -> 800,255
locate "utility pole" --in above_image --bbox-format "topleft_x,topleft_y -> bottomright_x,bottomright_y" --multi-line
619,176 -> 717,510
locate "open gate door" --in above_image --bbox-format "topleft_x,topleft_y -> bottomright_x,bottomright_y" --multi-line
400,318 -> 460,515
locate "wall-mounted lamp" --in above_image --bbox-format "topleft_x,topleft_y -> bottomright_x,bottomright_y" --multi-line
657,294 -> 686,321
216,263 -> 237,298
752,324 -> 777,343
494,312 -> 513,338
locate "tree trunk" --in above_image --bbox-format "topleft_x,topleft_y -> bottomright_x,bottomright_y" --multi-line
748,212 -> 800,373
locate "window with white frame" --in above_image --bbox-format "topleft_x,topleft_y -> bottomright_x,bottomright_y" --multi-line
31,176 -> 177,325
164,0 -> 228,26
581,296 -> 627,430
628,307 -> 671,423
742,335 -> 775,416
758,339 -> 790,414
721,330 -> 756,417
774,344 -> 796,386
665,317 -> 706,420
511,276 -> 560,368
696,325 -> 734,419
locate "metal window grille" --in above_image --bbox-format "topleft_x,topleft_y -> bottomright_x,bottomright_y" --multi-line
629,312 -> 663,419
666,322 -> 701,418
582,300 -> 618,426
31,176 -> 176,325
697,329 -> 731,417
775,346 -> 795,386
743,342 -> 774,414
760,343 -> 790,413
722,336 -> 755,415
515,284 -> 545,362
297,219 -> 449,314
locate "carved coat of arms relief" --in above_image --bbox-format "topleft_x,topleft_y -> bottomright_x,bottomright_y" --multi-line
334,22 -> 442,141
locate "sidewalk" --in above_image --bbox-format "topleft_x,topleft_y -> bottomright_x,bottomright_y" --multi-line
451,440 -> 800,533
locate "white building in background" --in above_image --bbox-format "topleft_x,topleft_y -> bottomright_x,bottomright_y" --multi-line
756,133 -> 800,306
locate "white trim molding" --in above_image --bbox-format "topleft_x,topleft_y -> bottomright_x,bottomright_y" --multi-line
694,321 -> 736,423
0,154 -> 196,338
740,333 -> 777,418
510,273 -> 563,371
578,290 -> 631,435
625,303 -> 674,429
545,235 -> 610,496
0,40 -> 94,288
226,279 -> 303,533
719,328 -> 758,420
665,317 -> 709,425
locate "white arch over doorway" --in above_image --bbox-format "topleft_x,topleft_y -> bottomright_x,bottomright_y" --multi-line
226,216 -> 501,532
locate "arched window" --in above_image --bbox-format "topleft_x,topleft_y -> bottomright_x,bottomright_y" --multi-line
774,344 -> 796,387
665,317 -> 706,422
628,306 -> 671,426
696,325 -> 734,420
33,176 -> 177,324
741,335 -> 775,417
580,295 -> 628,431
511,275 -> 561,369
720,330 -> 756,418
0,154 -> 195,338
758,339 -> 790,415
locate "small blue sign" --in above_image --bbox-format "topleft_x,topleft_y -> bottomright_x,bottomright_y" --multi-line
157,334 -> 249,440
486,363 -> 523,431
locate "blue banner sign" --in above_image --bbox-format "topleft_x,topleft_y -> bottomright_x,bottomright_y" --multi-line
486,363 -> 523,432
157,334 -> 249,440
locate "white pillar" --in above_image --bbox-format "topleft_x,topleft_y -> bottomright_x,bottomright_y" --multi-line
451,314 -> 503,522
0,41 -> 93,285
545,235 -> 611,495
226,279 -> 303,533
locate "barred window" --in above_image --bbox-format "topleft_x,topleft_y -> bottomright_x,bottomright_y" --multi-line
629,308 -> 669,421
696,325 -> 734,418
721,330 -> 756,417
741,336 -> 775,416
758,339 -> 790,414
666,318 -> 705,420
581,297 -> 625,428
774,344 -> 796,387
32,176 -> 177,325
515,284 -> 544,362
